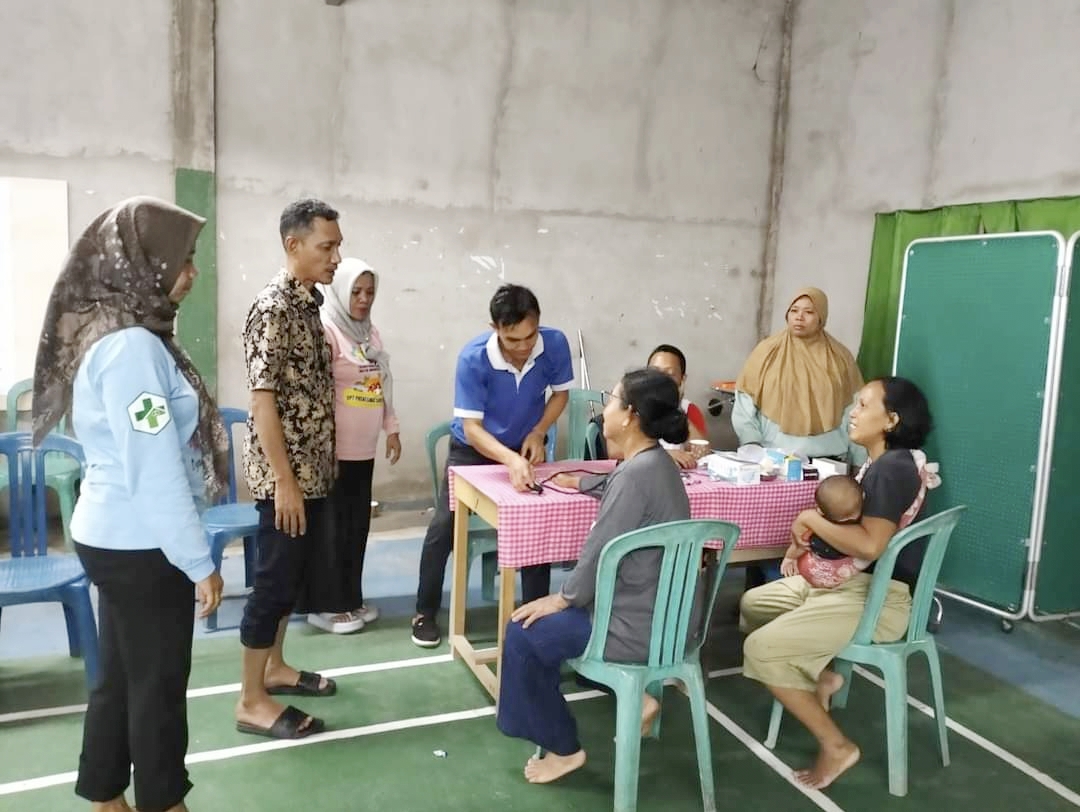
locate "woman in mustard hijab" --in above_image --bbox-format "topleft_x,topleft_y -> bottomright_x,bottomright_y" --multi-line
733,287 -> 864,462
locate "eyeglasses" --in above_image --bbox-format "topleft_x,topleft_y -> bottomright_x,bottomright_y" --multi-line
600,390 -> 625,407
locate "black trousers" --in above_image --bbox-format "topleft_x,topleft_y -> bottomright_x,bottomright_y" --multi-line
328,459 -> 375,608
416,439 -> 550,616
74,543 -> 195,812
240,497 -> 330,648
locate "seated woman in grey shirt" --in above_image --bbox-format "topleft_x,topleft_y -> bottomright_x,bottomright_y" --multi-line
495,367 -> 691,785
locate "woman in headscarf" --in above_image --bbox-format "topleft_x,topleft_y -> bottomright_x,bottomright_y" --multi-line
308,257 -> 401,634
33,197 -> 229,812
733,287 -> 864,462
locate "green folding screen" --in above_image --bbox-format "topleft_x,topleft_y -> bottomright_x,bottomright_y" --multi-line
893,233 -> 1065,613
1032,233 -> 1080,614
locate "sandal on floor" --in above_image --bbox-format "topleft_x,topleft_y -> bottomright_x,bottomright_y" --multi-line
236,705 -> 325,740
266,670 -> 337,697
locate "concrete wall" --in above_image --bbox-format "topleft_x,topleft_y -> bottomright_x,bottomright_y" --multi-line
0,1 -> 176,234
772,0 -> 1080,350
214,0 -> 786,497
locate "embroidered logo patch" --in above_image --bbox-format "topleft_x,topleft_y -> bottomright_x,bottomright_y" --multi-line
127,393 -> 171,435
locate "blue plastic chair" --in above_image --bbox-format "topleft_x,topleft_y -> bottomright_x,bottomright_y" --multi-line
567,389 -> 605,459
568,519 -> 742,812
201,407 -> 259,631
763,505 -> 967,796
4,379 -> 81,548
0,432 -> 98,689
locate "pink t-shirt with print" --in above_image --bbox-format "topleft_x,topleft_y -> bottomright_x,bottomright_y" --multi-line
323,319 -> 400,461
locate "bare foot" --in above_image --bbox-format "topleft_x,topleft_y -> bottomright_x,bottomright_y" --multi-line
815,670 -> 845,712
524,750 -> 587,784
235,695 -> 316,734
641,693 -> 661,737
794,740 -> 861,790
91,796 -> 133,812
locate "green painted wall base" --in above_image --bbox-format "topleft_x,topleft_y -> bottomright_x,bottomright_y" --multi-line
174,167 -> 218,394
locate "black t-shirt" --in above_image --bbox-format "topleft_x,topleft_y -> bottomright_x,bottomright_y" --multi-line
861,449 -> 923,591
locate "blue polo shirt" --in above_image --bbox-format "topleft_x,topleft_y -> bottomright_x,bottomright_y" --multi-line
451,326 -> 574,450
70,326 -> 213,583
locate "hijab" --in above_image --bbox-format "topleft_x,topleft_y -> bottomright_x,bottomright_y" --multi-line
318,257 -> 394,412
32,196 -> 230,502
736,287 -> 863,437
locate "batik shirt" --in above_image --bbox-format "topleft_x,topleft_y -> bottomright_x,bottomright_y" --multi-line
242,269 -> 335,499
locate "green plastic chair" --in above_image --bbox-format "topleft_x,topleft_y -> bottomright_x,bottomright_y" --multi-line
763,504 -> 967,797
584,419 -> 604,461
567,389 -> 604,459
4,379 -> 81,548
424,421 -> 558,603
568,519 -> 742,812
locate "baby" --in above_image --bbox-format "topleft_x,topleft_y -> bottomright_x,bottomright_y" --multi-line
780,474 -> 867,589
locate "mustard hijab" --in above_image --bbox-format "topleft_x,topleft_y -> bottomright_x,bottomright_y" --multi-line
736,287 -> 863,437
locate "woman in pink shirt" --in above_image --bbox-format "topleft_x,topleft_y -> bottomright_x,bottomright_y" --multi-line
312,258 -> 401,634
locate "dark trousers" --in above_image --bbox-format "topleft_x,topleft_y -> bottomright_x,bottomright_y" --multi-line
416,439 -> 551,616
329,459 -> 375,608
240,497 -> 329,648
496,607 -> 592,755
74,543 -> 195,812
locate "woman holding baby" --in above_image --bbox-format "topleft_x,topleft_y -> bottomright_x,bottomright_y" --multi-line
739,375 -> 935,791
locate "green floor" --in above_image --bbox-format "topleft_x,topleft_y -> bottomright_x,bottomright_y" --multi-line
1,611 -> 1079,812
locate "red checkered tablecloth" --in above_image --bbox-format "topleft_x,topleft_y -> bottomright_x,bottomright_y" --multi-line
448,461 -> 817,569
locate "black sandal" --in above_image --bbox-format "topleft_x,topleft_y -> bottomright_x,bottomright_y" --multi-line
266,670 -> 337,697
236,705 -> 325,739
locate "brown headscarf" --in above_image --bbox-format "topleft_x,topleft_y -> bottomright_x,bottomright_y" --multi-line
32,196 -> 230,502
736,287 -> 863,437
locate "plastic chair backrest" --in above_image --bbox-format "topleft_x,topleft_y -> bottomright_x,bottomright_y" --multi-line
424,420 -> 558,502
580,519 -> 741,668
584,420 -> 604,461
568,389 -> 604,459
848,505 -> 967,647
218,407 -> 249,504
6,378 -> 69,434
0,431 -> 85,557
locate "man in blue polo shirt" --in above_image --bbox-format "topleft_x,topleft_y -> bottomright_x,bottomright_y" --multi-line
412,284 -> 574,647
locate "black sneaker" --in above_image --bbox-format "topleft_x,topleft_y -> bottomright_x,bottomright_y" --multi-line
411,615 -> 441,648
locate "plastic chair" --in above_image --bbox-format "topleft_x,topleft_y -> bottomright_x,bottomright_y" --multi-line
200,407 -> 259,631
584,419 -> 604,461
568,519 -> 742,812
0,432 -> 99,689
763,505 -> 967,796
567,389 -> 605,459
4,379 -> 81,548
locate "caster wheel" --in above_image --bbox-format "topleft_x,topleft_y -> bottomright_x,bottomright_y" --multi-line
1000,619 -> 1015,633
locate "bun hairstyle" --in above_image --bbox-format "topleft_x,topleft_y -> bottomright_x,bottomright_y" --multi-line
874,376 -> 933,450
620,367 -> 689,446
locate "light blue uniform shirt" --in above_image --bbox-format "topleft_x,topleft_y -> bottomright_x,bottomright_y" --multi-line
731,390 -> 867,465
70,327 -> 213,583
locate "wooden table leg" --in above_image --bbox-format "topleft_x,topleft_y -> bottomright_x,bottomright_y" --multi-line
449,496 -> 471,657
494,565 -> 518,698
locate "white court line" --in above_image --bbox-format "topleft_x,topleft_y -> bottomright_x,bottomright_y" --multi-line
851,665 -> 1080,807
0,653 -> 454,725
0,688 -> 605,797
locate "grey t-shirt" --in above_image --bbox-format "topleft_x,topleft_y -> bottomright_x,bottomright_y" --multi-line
560,445 -> 691,662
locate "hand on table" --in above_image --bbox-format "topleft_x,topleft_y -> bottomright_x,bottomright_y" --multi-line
507,454 -> 536,492
549,472 -> 582,491
511,593 -> 570,628
667,449 -> 698,470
